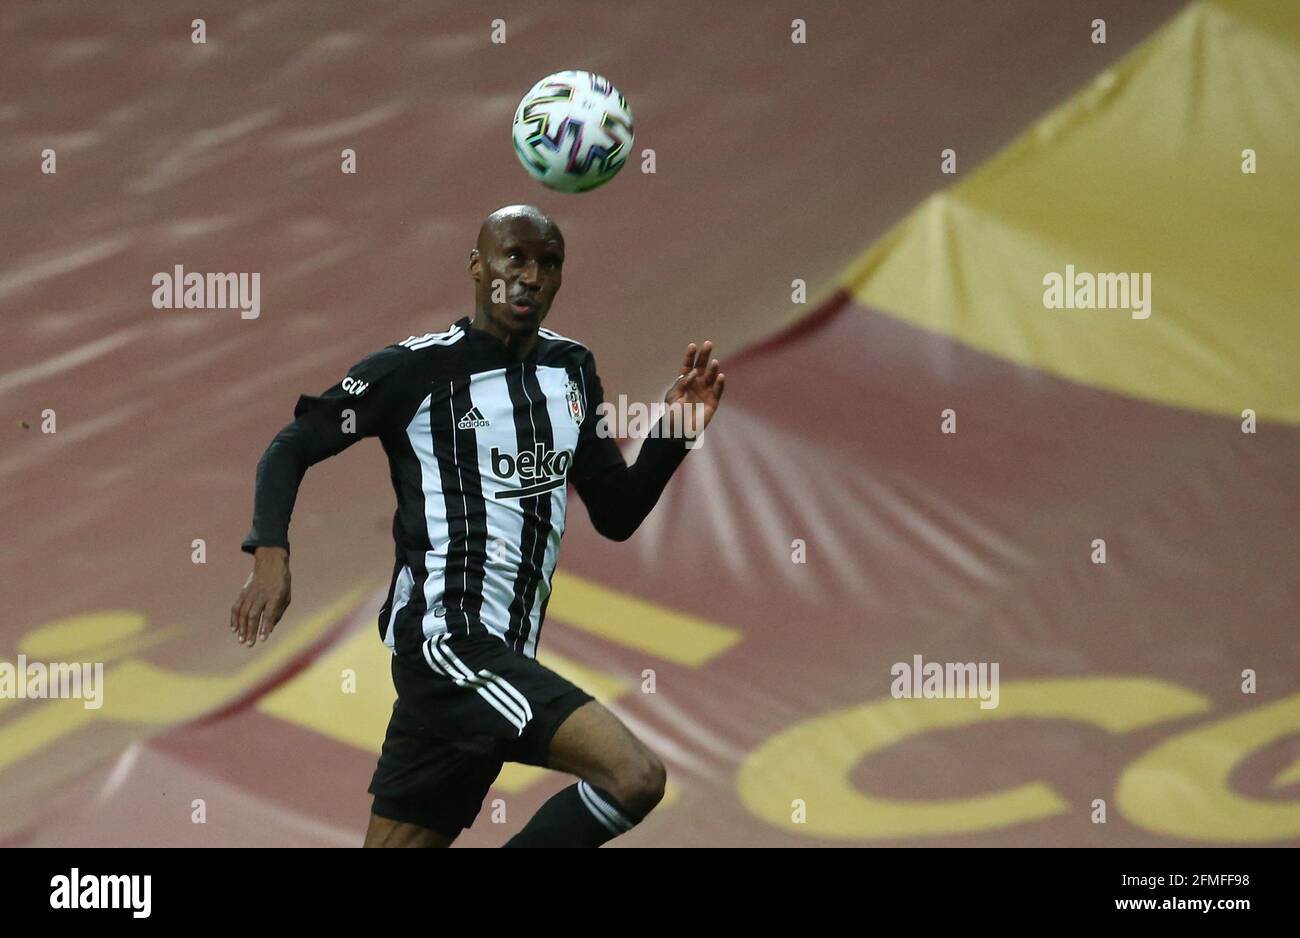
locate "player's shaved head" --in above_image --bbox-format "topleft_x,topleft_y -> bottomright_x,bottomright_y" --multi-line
468,204 -> 565,355
476,204 -> 563,252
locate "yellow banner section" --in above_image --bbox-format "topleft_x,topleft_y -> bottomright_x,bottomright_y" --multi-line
737,678 -> 1210,840
0,587 -> 371,777
546,571 -> 741,666
843,0 -> 1300,424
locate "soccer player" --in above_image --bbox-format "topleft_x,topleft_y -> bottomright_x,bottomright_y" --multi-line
230,205 -> 725,847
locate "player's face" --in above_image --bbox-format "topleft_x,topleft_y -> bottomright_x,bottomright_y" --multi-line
471,218 -> 564,335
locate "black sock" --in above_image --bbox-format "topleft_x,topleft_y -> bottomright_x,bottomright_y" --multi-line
504,781 -> 642,847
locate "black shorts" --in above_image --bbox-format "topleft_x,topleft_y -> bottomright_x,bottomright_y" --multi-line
368,632 -> 593,838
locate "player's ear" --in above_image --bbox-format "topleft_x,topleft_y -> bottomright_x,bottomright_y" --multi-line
468,249 -> 481,283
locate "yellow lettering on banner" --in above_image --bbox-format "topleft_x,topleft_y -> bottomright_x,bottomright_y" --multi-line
0,587 -> 369,776
737,678 -> 1209,839
0,698 -> 97,772
547,571 -> 740,666
18,611 -> 145,658
0,612 -> 142,720
1272,756 -> 1300,788
257,622 -> 394,752
1117,692 -> 1300,842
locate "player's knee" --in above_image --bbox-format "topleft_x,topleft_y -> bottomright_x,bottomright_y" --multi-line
612,751 -> 666,818
641,754 -> 667,810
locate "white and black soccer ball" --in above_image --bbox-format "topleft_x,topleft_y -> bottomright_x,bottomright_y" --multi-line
512,70 -> 634,193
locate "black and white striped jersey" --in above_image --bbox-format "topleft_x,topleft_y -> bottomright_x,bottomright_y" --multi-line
243,316 -> 689,659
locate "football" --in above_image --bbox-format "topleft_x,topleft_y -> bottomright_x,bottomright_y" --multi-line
512,70 -> 634,193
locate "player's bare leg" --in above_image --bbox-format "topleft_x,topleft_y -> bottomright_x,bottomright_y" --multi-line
546,701 -> 666,815
504,700 -> 666,846
363,812 -> 455,848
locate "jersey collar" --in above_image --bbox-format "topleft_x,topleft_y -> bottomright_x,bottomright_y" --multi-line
458,315 -> 544,364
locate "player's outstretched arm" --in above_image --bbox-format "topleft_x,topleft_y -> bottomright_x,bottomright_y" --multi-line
574,341 -> 725,541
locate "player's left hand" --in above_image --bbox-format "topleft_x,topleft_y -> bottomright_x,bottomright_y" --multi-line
662,340 -> 725,441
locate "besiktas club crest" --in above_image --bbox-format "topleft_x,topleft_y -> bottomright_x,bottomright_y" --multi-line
565,377 -> 585,425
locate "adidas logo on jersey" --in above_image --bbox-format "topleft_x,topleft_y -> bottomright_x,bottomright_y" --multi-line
491,444 -> 573,499
457,406 -> 490,430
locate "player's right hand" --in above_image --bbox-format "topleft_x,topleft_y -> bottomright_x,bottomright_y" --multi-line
230,546 -> 292,648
